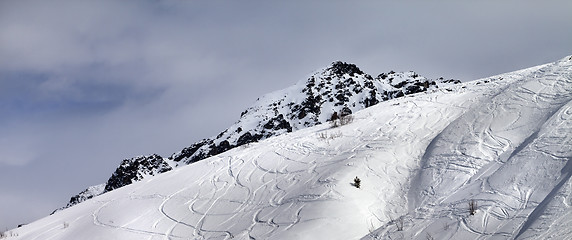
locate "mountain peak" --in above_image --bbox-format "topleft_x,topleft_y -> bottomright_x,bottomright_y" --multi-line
326,61 -> 364,77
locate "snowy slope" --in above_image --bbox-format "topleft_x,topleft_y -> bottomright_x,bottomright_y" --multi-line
8,56 -> 572,240
60,61 -> 460,210
369,55 -> 572,240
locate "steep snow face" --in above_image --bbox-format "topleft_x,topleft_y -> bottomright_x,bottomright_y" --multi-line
10,56 -> 572,240
61,61 -> 460,209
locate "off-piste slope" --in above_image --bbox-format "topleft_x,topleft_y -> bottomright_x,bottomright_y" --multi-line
369,55 -> 572,239
10,56 -> 572,240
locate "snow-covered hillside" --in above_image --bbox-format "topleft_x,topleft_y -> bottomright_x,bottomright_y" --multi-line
8,56 -> 571,239
59,61 -> 460,210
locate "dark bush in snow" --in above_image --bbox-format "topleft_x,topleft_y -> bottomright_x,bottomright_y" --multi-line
353,176 -> 361,188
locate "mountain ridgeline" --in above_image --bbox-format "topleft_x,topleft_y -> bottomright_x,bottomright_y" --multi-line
59,61 -> 460,210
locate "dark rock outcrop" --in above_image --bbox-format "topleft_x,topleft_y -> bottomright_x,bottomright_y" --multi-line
105,154 -> 172,192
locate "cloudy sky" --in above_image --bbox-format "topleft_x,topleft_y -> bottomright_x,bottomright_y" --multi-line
1,0 -> 571,229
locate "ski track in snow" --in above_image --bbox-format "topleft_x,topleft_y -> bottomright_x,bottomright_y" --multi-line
10,56 -> 572,240
370,57 -> 572,240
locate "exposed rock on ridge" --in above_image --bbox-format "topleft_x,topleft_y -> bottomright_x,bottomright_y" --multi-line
104,154 -> 172,192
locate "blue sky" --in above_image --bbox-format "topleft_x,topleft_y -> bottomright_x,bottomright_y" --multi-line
1,0 -> 571,229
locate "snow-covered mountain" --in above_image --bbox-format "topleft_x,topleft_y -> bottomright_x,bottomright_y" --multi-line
58,61 -> 461,210
13,55 -> 572,240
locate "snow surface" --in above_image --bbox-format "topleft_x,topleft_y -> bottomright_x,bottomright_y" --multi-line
62,61 -> 460,211
7,56 -> 572,240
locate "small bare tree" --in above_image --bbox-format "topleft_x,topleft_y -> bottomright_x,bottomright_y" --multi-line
395,217 -> 404,231
330,111 -> 353,128
339,114 -> 354,125
389,216 -> 404,231
317,131 -> 342,143
469,200 -> 477,215
318,132 -> 328,140
426,232 -> 434,240
330,118 -> 341,128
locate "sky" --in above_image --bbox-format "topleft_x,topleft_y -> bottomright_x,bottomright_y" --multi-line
1,0 -> 571,230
